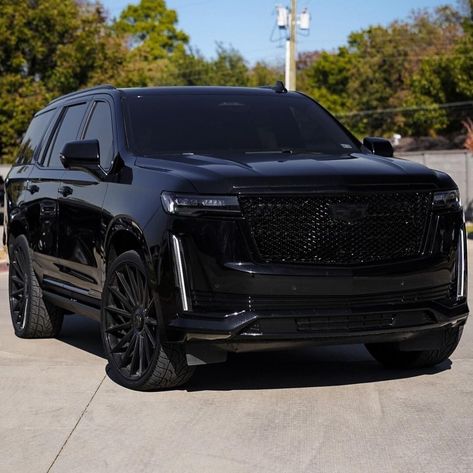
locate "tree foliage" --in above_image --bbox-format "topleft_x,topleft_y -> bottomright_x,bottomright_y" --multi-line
1,0 -> 473,162
299,5 -> 473,138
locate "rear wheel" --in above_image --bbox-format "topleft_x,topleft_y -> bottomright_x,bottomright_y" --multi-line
366,326 -> 463,369
101,250 -> 194,390
9,235 -> 63,338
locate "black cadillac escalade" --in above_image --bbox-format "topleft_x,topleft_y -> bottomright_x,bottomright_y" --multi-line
3,83 -> 468,390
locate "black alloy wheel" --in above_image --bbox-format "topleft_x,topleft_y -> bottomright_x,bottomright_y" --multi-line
101,250 -> 194,390
8,234 -> 63,338
10,242 -> 30,332
103,259 -> 158,380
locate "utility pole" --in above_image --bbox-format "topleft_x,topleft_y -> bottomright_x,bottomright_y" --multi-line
287,0 -> 297,91
276,3 -> 311,91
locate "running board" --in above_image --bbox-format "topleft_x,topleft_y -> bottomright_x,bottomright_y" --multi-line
43,291 -> 101,322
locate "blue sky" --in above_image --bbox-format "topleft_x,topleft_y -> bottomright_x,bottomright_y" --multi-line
102,0 -> 451,64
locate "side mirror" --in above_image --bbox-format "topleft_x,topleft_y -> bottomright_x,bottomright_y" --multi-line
60,140 -> 101,174
363,137 -> 394,158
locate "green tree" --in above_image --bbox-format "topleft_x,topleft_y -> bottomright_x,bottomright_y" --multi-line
0,0 -> 127,162
300,5 -> 467,137
0,75 -> 47,162
207,43 -> 249,86
114,0 -> 189,59
248,61 -> 283,87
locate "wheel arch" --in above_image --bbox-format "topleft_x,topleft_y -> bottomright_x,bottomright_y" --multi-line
104,216 -> 154,281
6,213 -> 29,249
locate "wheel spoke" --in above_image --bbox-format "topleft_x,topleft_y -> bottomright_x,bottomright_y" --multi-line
129,336 -> 140,374
12,262 -> 24,282
117,271 -> 136,308
143,333 -> 151,365
120,333 -> 137,368
144,316 -> 157,326
105,305 -> 131,321
111,328 -> 134,353
11,275 -> 24,286
15,299 -> 25,323
126,266 -> 141,305
109,285 -> 134,312
144,325 -> 156,348
11,297 -> 21,310
17,249 -> 28,272
105,321 -> 132,334
138,336 -> 144,375
10,288 -> 23,297
143,297 -> 154,316
140,273 -> 149,306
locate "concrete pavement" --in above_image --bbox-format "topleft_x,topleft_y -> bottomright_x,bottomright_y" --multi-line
1,249 -> 473,472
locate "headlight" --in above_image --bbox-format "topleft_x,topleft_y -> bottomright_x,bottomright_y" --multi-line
433,190 -> 461,210
161,192 -> 241,216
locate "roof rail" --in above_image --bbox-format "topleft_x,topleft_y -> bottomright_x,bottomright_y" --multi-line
48,84 -> 117,105
260,81 -> 288,94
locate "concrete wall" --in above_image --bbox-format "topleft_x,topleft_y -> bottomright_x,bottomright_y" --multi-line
398,150 -> 473,206
0,165 -> 11,181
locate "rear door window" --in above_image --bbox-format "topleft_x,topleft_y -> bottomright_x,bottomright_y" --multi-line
44,103 -> 88,168
16,109 -> 55,165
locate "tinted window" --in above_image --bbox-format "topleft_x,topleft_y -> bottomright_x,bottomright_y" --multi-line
45,103 -> 88,168
125,94 -> 359,156
16,110 -> 55,165
84,101 -> 114,169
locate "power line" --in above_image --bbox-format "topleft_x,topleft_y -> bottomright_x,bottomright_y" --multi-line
338,101 -> 473,118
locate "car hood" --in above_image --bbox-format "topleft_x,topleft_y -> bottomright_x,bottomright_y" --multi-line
135,152 -> 456,194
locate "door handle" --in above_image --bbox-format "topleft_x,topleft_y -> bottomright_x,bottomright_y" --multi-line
25,182 -> 39,194
58,185 -> 73,197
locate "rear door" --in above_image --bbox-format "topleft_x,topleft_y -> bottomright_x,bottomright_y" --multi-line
30,101 -> 89,283
56,96 -> 115,296
5,108 -> 57,251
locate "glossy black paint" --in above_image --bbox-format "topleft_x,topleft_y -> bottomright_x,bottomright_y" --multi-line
4,86 -> 469,357
60,139 -> 101,174
363,137 -> 394,158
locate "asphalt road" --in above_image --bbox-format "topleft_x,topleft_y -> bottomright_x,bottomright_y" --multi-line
1,250 -> 473,473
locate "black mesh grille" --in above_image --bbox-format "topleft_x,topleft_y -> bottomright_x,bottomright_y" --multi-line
239,192 -> 432,265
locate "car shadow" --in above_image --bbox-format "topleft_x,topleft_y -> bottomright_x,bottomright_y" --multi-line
186,347 -> 451,392
57,315 -> 452,391
58,314 -> 105,359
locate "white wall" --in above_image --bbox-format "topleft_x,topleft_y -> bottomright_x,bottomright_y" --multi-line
0,165 -> 11,180
398,150 -> 473,206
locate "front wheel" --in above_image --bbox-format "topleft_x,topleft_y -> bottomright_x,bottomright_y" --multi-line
101,250 -> 194,391
366,326 -> 463,369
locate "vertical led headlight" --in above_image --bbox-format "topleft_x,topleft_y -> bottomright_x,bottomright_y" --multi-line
457,227 -> 467,301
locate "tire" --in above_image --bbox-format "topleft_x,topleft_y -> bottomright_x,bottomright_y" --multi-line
101,250 -> 194,391
9,234 -> 63,338
366,326 -> 463,369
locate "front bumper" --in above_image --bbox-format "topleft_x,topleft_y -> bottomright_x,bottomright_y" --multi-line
168,299 -> 468,345
150,198 -> 468,350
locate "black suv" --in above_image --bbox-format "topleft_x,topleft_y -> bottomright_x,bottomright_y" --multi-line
3,84 -> 468,390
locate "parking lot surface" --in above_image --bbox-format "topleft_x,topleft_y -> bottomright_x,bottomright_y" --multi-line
1,247 -> 473,473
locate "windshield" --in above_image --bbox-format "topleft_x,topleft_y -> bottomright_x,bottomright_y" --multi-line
125,93 -> 360,156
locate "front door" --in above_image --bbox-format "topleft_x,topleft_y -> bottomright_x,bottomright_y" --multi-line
56,98 -> 115,297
